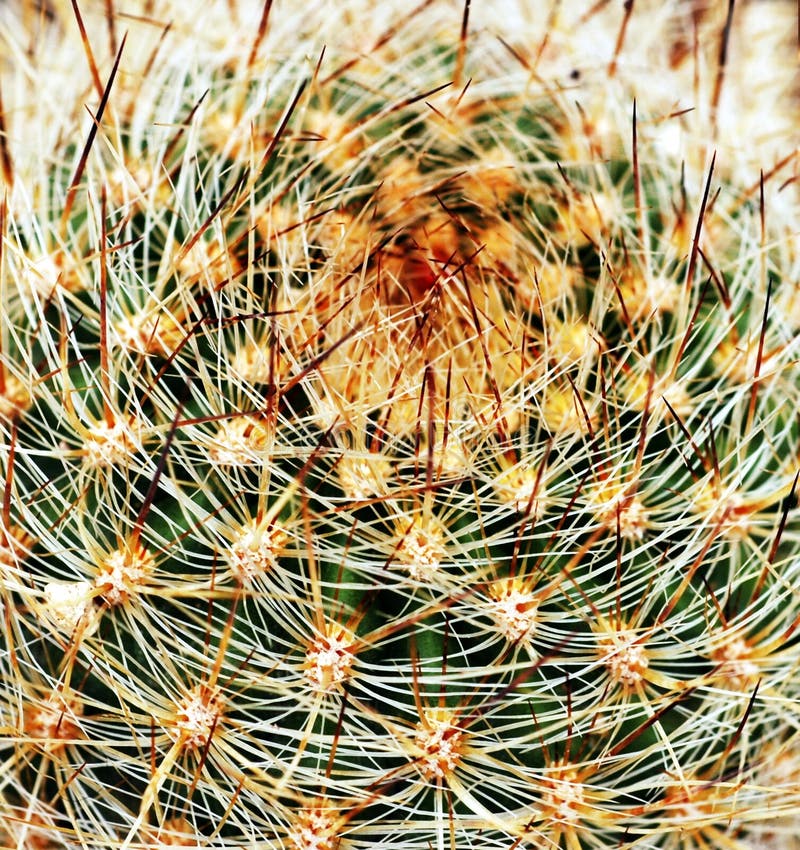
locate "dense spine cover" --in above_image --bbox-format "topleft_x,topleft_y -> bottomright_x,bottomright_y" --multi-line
0,2 -> 798,848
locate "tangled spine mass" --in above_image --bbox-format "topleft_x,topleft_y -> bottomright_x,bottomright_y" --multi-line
0,1 -> 799,848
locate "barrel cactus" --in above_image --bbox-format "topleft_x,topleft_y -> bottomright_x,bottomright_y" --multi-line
1,1 -> 798,848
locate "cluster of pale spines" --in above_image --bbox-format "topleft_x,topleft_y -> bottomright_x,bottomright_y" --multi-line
0,1 -> 799,849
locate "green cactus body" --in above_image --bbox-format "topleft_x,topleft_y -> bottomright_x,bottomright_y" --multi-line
0,1 -> 798,848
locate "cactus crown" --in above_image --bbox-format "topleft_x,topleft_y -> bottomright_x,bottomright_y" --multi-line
0,1 -> 798,848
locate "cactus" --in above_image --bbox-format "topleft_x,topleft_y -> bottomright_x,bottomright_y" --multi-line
1,1 -> 798,848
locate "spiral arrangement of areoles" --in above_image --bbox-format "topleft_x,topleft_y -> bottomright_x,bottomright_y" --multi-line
0,1 -> 799,848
